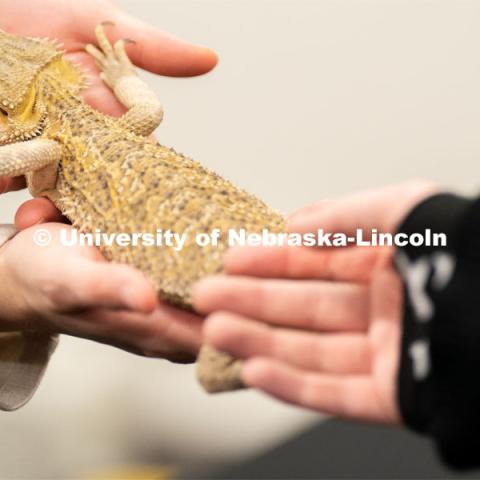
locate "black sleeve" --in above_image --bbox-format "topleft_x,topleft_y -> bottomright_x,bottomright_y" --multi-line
395,192 -> 480,470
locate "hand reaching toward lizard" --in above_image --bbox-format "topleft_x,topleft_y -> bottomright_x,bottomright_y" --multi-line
194,180 -> 437,421
0,0 -> 218,225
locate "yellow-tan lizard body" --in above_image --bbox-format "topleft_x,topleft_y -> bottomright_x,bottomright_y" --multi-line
0,24 -> 285,392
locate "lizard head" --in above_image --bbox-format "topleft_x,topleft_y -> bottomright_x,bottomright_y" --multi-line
0,29 -> 82,146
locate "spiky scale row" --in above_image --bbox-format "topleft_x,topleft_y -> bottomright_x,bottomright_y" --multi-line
0,32 -> 61,110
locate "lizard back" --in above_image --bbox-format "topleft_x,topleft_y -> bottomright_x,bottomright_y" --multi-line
41,74 -> 285,307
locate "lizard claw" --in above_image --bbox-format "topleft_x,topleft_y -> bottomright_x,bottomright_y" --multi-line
86,23 -> 137,89
100,20 -> 116,27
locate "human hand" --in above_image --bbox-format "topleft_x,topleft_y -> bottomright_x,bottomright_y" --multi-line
0,0 -> 218,224
193,180 -> 438,422
0,222 -> 202,362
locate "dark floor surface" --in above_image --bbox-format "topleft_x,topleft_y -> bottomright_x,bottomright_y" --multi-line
199,419 -> 480,479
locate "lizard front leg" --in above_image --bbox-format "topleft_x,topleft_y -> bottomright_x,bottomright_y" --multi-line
0,139 -> 62,196
86,23 -> 164,137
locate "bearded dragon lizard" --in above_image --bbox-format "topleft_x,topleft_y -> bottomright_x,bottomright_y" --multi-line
0,23 -> 285,393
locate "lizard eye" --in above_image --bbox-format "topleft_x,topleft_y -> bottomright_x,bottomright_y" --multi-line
0,108 -> 8,116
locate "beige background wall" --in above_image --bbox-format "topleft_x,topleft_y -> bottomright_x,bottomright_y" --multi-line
1,0 -> 480,478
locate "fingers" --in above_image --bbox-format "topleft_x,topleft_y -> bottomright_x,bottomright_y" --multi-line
286,198 -> 334,219
224,245 -> 379,283
42,257 -> 157,313
69,261 -> 157,312
115,12 -> 218,77
60,302 -> 203,360
15,197 -> 66,230
133,302 -> 203,357
242,358 -> 389,422
85,12 -> 218,77
287,180 -> 438,239
193,276 -> 368,332
0,176 -> 26,194
204,312 -> 371,374
48,302 -> 202,362
369,269 -> 402,353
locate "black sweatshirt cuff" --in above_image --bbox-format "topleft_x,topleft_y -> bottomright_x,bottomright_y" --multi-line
395,193 -> 480,469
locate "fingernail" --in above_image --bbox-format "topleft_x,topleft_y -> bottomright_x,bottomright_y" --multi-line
196,46 -> 219,65
122,283 -> 158,312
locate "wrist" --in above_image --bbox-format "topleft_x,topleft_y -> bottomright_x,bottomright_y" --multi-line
0,226 -> 30,331
396,193 -> 473,259
391,180 -> 440,234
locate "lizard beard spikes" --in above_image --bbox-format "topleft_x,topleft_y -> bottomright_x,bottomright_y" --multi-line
0,30 -> 62,116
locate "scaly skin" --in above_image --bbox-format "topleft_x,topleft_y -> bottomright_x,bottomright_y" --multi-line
0,25 -> 285,392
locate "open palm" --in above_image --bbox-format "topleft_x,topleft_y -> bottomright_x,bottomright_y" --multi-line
194,181 -> 437,422
195,243 -> 402,422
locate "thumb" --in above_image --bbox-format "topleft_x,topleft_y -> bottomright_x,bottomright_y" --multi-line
54,257 -> 158,313
109,10 -> 218,77
0,176 -> 26,194
15,198 -> 67,230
